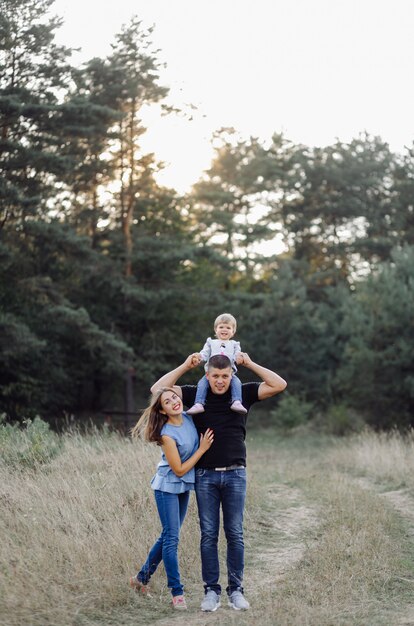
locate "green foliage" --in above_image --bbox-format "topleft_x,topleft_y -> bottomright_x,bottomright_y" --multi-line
313,404 -> 365,437
190,129 -> 273,284
239,262 -> 347,407
0,415 -> 62,469
0,0 -> 75,226
392,144 -> 414,247
269,394 -> 313,432
336,246 -> 414,427
0,220 -> 134,419
0,312 -> 47,419
1,1 -> 414,432
254,133 -> 396,285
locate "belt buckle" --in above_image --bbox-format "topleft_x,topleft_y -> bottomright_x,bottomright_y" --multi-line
214,466 -> 227,471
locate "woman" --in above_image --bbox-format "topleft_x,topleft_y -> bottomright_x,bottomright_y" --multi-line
130,386 -> 214,610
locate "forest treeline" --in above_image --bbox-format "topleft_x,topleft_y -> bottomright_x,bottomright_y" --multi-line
1,0 -> 413,429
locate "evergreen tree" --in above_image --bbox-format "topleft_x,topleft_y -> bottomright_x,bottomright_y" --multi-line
336,246 -> 414,427
238,260 -> 346,408
392,143 -> 414,247
0,0 -> 74,226
190,129 -> 273,288
0,221 -> 134,419
56,61 -> 121,247
103,17 -> 168,277
258,134 -> 396,287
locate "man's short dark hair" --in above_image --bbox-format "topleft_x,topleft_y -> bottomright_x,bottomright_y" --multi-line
207,355 -> 232,370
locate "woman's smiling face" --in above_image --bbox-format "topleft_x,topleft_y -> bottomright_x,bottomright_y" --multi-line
160,390 -> 183,416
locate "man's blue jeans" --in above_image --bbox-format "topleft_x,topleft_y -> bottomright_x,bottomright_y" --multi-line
137,490 -> 190,596
195,467 -> 247,595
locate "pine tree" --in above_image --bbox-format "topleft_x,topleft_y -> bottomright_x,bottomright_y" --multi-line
256,133 -> 396,287
190,129 -> 273,288
104,17 -> 168,277
0,0 -> 74,227
56,59 -> 121,247
392,143 -> 414,247
336,246 -> 414,427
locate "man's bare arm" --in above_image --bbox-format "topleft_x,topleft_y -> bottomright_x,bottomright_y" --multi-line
150,353 -> 201,397
236,352 -> 287,400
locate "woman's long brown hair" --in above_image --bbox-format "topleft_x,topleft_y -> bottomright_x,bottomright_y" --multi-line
131,387 -> 177,445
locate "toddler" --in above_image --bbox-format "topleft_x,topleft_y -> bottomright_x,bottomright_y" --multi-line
187,313 -> 247,415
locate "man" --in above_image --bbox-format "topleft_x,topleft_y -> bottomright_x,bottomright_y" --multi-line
151,351 -> 287,611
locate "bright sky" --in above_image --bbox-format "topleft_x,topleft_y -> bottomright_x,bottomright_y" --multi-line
53,0 -> 414,193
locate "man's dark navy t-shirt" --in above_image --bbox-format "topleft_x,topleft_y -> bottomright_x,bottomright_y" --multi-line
181,383 -> 260,469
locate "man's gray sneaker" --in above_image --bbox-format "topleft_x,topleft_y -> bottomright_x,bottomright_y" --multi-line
228,590 -> 250,610
201,589 -> 221,612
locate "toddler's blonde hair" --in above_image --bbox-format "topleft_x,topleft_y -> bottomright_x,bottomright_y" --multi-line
214,313 -> 237,332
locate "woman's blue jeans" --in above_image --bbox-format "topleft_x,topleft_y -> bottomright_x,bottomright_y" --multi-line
195,467 -> 247,595
195,374 -> 243,405
137,489 -> 190,597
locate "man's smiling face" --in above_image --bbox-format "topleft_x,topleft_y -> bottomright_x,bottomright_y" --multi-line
206,366 -> 233,394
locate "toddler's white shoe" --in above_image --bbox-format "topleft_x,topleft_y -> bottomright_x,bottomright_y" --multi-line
187,403 -> 205,415
230,400 -> 248,414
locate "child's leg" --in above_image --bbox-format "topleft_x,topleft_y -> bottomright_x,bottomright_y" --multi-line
155,489 -> 190,597
230,375 -> 242,403
230,375 -> 247,414
194,375 -> 209,405
187,375 -> 209,414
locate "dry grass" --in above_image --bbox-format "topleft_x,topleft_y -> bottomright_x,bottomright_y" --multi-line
2,425 -> 414,625
237,431 -> 411,626
330,428 -> 414,488
0,430 -> 179,625
270,475 -> 403,625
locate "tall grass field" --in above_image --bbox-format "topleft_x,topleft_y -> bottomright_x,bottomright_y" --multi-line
2,418 -> 414,625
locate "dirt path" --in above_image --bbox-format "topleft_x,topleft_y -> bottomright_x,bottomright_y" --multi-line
249,483 -> 319,585
379,489 -> 414,626
353,478 -> 414,626
150,482 -> 319,626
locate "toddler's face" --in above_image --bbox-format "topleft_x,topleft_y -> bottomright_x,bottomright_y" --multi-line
215,322 -> 235,341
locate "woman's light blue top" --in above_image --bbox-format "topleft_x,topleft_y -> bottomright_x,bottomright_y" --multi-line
151,413 -> 199,494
